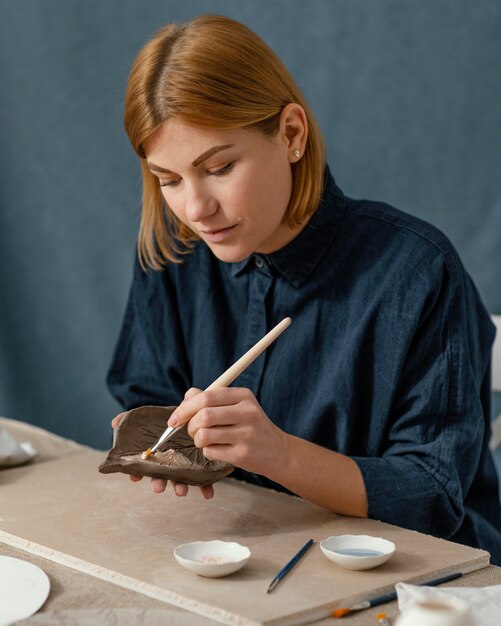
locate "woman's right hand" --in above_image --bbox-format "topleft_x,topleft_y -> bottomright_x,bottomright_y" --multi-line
110,409 -> 214,499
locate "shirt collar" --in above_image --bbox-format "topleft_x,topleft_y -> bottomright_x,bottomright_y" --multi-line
229,167 -> 346,287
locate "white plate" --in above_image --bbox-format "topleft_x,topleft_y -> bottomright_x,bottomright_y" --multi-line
320,534 -> 395,570
174,540 -> 251,578
0,556 -> 50,625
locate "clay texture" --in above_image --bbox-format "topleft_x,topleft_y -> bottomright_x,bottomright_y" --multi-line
99,406 -> 234,486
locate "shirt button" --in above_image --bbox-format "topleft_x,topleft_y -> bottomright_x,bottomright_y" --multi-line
254,255 -> 265,268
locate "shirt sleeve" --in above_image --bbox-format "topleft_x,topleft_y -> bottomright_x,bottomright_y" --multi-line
351,250 -> 496,538
107,255 -> 192,410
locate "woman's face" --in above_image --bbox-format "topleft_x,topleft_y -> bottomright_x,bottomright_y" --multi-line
144,115 -> 305,263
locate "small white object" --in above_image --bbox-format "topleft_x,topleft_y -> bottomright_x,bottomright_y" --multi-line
394,596 -> 474,626
396,581 -> 501,626
174,540 -> 251,578
0,427 -> 37,467
319,534 -> 395,570
0,556 -> 50,625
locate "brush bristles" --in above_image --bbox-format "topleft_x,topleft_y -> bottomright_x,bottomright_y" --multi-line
332,608 -> 350,618
141,449 -> 152,460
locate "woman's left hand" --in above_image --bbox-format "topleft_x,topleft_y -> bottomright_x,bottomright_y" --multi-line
111,407 -> 214,499
167,387 -> 289,477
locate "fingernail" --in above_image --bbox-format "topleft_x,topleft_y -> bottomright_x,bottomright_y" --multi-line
168,414 -> 178,427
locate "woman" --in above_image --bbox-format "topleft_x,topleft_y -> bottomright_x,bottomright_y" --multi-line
108,14 -> 501,563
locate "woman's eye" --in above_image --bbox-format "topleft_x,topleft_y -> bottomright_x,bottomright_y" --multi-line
209,161 -> 234,176
159,178 -> 180,188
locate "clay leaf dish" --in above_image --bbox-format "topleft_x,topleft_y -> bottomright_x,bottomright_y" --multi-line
99,405 -> 234,486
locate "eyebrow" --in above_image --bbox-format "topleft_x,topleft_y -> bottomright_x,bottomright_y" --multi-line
147,144 -> 234,174
192,144 -> 234,167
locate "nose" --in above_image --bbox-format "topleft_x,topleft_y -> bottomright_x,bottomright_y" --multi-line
184,181 -> 218,223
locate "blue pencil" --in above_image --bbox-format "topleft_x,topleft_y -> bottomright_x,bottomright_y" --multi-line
267,538 -> 315,593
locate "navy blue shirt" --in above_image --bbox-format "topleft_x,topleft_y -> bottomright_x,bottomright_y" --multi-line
108,170 -> 501,564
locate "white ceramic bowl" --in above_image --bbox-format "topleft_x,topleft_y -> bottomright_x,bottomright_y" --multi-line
320,534 -> 395,570
174,540 -> 251,578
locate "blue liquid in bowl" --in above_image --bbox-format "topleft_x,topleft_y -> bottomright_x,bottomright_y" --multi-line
334,548 -> 384,557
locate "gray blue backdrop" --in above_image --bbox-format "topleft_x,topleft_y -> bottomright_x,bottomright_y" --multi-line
0,0 -> 500,452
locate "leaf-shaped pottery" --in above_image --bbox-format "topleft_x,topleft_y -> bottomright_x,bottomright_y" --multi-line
99,405 -> 234,486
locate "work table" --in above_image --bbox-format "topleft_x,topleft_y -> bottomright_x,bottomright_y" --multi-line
1,416 -> 500,626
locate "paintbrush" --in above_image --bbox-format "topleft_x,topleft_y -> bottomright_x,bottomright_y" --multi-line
331,571 -> 463,618
267,538 -> 314,593
142,317 -> 292,458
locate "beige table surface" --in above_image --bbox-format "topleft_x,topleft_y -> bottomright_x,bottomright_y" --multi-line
2,416 -> 501,626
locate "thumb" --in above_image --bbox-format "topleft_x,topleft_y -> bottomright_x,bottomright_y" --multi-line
111,412 -> 127,429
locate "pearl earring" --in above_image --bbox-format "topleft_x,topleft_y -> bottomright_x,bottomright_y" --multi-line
292,149 -> 301,158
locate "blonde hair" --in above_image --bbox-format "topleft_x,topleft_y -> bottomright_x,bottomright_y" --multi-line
125,14 -> 326,269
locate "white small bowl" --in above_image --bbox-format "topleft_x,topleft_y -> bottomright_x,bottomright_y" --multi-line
174,540 -> 251,578
320,534 -> 395,570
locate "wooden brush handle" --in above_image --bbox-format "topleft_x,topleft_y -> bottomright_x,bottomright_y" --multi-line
147,318 -> 291,453
205,317 -> 291,391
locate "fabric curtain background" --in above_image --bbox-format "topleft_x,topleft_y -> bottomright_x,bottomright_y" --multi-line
0,1 -> 500,461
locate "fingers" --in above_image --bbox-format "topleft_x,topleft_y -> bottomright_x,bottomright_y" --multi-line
192,422 -> 240,448
151,477 -> 168,493
111,412 -> 127,429
169,482 -> 213,498
134,475 -> 214,500
200,484 -> 214,499
129,475 -> 185,496
149,479 -> 189,497
187,405 -> 241,439
184,387 -> 202,400
168,387 -> 250,428
167,387 -> 204,428
172,482 -> 189,497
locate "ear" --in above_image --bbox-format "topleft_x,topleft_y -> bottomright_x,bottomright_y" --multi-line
278,103 -> 309,163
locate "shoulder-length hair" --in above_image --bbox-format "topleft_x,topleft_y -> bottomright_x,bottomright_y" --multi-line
124,14 -> 325,269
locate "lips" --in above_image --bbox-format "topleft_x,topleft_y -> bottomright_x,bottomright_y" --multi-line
199,224 -> 237,243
